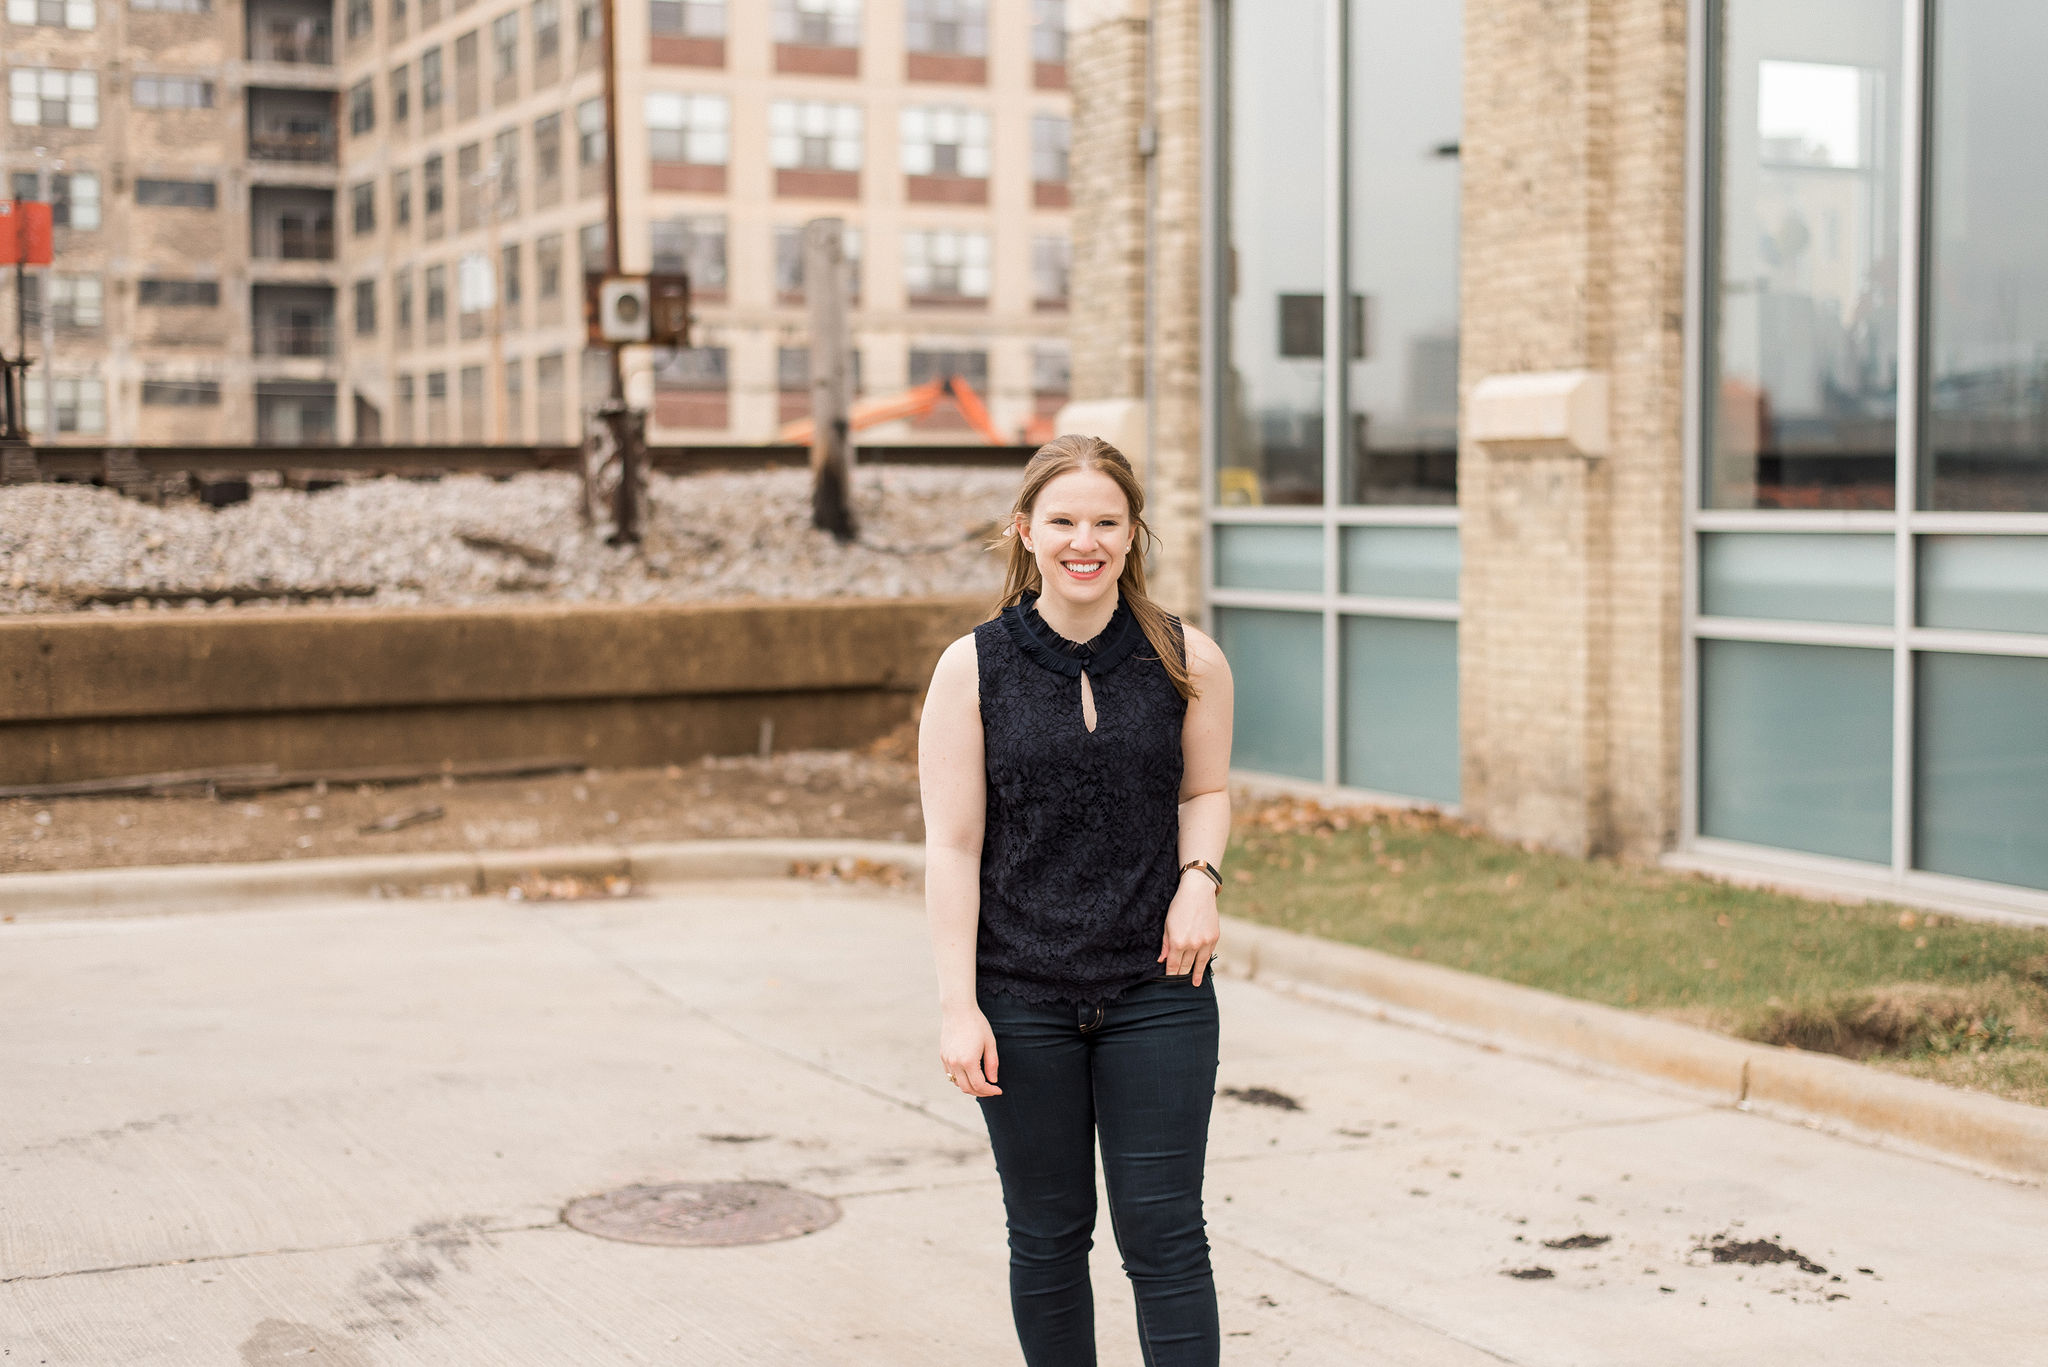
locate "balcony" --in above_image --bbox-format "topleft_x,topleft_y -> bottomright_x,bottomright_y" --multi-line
251,188 -> 337,262
249,18 -> 333,64
248,89 -> 339,164
253,285 -> 338,359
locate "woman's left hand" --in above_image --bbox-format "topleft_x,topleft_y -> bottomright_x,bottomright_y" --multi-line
1159,876 -> 1221,986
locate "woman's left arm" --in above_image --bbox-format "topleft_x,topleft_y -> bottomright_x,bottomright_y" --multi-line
1161,626 -> 1234,987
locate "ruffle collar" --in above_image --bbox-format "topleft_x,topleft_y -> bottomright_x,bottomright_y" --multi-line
1001,592 -> 1143,678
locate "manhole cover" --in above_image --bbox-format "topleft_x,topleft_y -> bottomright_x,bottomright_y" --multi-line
563,1181 -> 841,1248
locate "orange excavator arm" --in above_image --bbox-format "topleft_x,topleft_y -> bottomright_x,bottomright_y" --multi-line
774,375 -> 1007,446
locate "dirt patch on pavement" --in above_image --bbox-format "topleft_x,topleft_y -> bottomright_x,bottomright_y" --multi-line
0,748 -> 925,877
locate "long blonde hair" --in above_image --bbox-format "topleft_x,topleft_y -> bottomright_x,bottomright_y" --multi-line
993,434 -> 1196,700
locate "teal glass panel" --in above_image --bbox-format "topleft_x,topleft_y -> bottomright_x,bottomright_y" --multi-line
1213,524 -> 1324,593
1918,537 -> 2048,635
1340,526 -> 1459,600
1212,607 -> 1323,780
1340,616 -> 1459,803
1698,533 -> 1893,624
1698,639 -> 1892,863
1915,652 -> 2048,891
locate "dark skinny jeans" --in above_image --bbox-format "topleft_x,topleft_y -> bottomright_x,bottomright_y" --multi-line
976,973 -> 1221,1367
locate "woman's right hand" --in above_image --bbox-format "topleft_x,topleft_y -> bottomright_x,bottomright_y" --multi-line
939,1006 -> 1002,1097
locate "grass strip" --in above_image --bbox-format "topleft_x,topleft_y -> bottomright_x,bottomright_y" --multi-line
1225,797 -> 2048,1108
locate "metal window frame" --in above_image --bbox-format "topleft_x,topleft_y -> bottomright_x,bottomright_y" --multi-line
1204,0 -> 1463,806
1678,0 -> 2048,924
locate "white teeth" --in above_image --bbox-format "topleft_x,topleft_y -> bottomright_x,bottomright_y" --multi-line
1067,562 -> 1103,573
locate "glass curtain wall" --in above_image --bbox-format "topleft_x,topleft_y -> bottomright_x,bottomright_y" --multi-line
1694,0 -> 2048,907
1210,0 -> 1463,802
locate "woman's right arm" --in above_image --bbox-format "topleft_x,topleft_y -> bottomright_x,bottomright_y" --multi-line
918,634 -> 1001,1097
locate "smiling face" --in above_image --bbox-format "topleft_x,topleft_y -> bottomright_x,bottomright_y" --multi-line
1017,467 -> 1134,612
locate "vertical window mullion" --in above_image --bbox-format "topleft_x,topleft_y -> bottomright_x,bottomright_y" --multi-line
1892,0 -> 1930,878
1322,0 -> 1348,785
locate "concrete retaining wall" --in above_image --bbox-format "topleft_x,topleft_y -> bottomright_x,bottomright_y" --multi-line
0,596 -> 988,785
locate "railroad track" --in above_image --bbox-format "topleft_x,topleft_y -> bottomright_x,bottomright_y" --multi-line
13,442 -> 1035,483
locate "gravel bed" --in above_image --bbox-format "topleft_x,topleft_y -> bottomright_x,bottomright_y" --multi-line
0,466 -> 1018,614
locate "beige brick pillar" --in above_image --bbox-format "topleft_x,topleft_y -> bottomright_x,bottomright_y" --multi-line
1065,0 -> 1205,621
1459,0 -> 1688,859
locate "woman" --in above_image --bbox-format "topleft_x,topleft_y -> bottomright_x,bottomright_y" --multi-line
919,434 -> 1235,1366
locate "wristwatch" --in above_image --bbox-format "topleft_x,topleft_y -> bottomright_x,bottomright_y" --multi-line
1180,858 -> 1223,891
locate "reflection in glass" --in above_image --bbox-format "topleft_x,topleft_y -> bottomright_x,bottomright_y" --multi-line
1924,2 -> 2048,510
1217,0 -> 1325,506
1213,525 -> 1323,593
1343,0 -> 1460,506
1706,2 -> 1901,509
1340,526 -> 1459,600
1213,607 -> 1323,779
1698,639 -> 1892,863
1918,536 -> 2048,636
1340,616 -> 1459,803
1915,653 -> 2048,891
1697,532 -> 1892,623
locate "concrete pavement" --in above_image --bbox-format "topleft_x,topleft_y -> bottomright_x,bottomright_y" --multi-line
3,880 -> 2045,1364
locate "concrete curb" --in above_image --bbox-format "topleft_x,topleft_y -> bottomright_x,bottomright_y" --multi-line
2,845 -> 2038,1185
0,839 -> 925,920
1220,916 -> 2048,1186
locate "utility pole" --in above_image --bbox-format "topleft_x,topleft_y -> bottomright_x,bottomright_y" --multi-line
805,217 -> 854,542
596,0 -> 642,544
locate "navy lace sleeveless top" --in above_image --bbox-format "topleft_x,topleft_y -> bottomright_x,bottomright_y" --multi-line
974,593 -> 1187,1005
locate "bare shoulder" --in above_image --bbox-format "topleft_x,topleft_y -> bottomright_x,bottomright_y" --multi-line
926,631 -> 982,698
1181,624 -> 1230,681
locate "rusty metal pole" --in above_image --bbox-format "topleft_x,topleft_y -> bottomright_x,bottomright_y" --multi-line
597,0 -> 642,544
805,218 -> 855,542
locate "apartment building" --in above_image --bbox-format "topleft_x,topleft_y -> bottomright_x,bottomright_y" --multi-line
2,0 -> 1073,445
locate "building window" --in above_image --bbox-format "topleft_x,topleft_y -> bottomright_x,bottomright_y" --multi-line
650,0 -> 722,37
423,154 -> 445,214
354,279 -> 377,335
12,171 -> 100,230
28,376 -> 106,433
769,100 -> 861,171
900,106 -> 988,177
492,126 -> 521,211
392,168 -> 412,226
9,70 -> 99,128
142,379 -> 222,406
902,230 -> 988,302
1032,115 -> 1068,183
501,241 -> 522,307
420,45 -> 443,109
347,80 -> 374,134
536,232 -> 562,298
424,264 -> 447,322
134,177 -> 215,208
576,97 -> 605,165
131,75 -> 214,109
130,0 -> 208,10
1032,235 -> 1069,308
351,181 -> 375,234
390,64 -> 409,123
1032,344 -> 1069,396
1032,0 -> 1064,64
905,0 -> 983,56
6,0 -> 94,30
576,0 -> 599,45
345,0 -> 372,39
138,278 -> 220,306
773,224 -> 862,300
390,0 -> 405,26
773,0 -> 858,47
579,221 -> 606,273
533,111 -> 562,190
654,347 -> 727,389
458,251 -> 494,316
492,11 -> 519,79
395,268 -> 413,329
645,92 -> 729,164
46,274 -> 102,327
650,215 -> 726,292
907,346 -> 986,389
532,0 -> 560,60
777,344 -> 862,394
